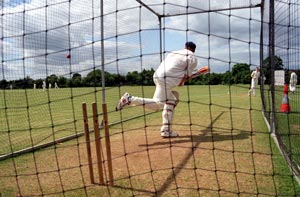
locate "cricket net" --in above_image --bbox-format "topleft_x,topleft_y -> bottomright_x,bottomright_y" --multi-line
0,0 -> 299,196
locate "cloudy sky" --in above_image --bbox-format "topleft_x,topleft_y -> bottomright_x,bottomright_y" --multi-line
1,0 -> 263,80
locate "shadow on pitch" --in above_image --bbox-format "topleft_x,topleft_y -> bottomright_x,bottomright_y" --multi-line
136,111 -> 252,196
139,129 -> 251,147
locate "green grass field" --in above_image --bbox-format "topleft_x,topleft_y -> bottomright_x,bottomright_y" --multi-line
273,86 -> 300,172
0,85 -> 300,196
0,85 -> 255,155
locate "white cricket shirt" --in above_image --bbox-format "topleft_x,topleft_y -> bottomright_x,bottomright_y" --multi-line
153,49 -> 198,87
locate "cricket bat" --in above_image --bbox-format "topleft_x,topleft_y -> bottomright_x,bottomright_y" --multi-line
190,66 -> 210,79
178,66 -> 210,86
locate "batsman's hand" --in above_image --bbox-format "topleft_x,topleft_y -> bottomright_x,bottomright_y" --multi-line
178,74 -> 188,86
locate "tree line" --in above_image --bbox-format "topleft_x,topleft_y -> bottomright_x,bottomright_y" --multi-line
1,56 -> 297,89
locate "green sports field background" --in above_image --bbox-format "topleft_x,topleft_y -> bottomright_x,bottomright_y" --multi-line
1,85 -> 257,155
1,85 -> 300,196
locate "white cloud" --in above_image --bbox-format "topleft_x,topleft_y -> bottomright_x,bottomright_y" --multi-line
1,0 -> 262,80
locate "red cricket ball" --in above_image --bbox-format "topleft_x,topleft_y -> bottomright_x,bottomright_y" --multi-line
66,53 -> 71,59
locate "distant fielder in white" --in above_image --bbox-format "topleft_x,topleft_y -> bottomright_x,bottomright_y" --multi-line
289,71 -> 297,94
54,82 -> 59,89
42,81 -> 46,91
49,83 -> 52,89
115,42 -> 209,138
248,67 -> 260,96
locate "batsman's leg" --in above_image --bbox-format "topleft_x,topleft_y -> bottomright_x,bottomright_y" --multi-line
161,91 -> 179,138
162,103 -> 174,131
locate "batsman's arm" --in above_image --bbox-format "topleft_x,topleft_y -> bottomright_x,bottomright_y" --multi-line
178,74 -> 188,86
178,66 -> 210,86
189,66 -> 210,79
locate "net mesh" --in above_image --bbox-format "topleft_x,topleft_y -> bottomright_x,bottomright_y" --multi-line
262,0 -> 300,183
0,0 -> 300,196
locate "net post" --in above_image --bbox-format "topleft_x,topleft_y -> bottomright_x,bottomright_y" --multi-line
82,102 -> 95,184
102,103 -> 114,186
92,102 -> 104,185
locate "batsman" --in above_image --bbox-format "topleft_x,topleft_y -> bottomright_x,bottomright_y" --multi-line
116,42 -> 209,138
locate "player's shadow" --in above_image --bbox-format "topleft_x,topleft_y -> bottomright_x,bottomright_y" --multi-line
137,128 -> 251,196
137,111 -> 252,196
139,128 -> 251,147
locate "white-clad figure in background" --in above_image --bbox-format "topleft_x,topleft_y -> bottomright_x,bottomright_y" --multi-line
42,81 -> 46,91
54,82 -> 59,89
33,83 -> 36,89
49,83 -> 52,89
115,42 -> 198,138
248,67 -> 260,96
289,71 -> 297,94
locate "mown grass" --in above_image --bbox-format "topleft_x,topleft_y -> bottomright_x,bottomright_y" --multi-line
272,86 -> 300,174
0,85 -> 299,196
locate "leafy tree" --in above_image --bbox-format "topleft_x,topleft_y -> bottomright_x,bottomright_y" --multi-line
0,79 -> 8,89
85,69 -> 101,86
189,74 -> 209,85
71,73 -> 82,87
231,63 -> 251,84
140,68 -> 155,85
72,73 -> 82,81
114,74 -> 126,86
209,73 -> 222,85
263,56 -> 284,84
46,74 -> 58,86
221,71 -> 232,84
72,77 -> 82,87
13,76 -> 34,89
58,76 -> 67,87
126,71 -> 142,85
84,70 -> 127,87
7,65 -> 276,88
35,79 -> 43,89
66,78 -> 73,87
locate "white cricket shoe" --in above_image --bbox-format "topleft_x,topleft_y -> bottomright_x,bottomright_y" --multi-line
116,92 -> 131,111
161,130 -> 179,138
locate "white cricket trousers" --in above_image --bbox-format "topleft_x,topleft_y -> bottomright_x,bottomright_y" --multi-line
130,78 -> 178,132
248,78 -> 258,95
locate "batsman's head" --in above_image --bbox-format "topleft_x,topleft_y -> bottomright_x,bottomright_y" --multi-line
185,42 -> 196,52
